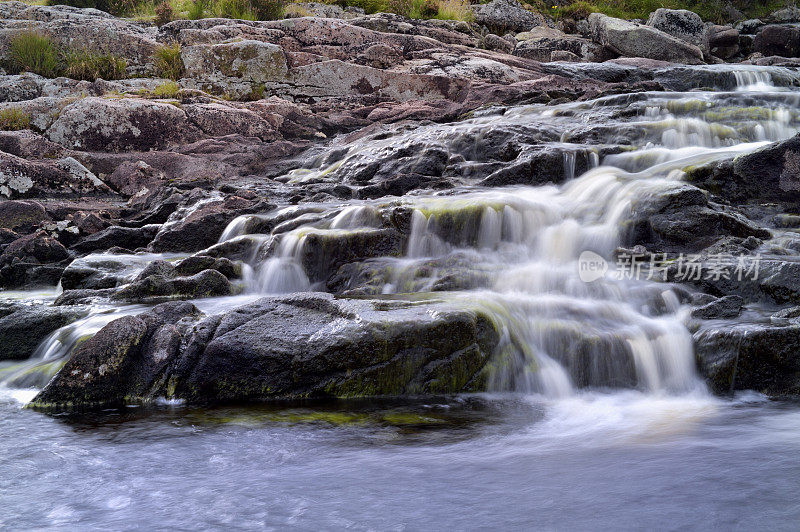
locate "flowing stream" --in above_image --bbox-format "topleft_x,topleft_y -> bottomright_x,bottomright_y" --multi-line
2,65 -> 800,528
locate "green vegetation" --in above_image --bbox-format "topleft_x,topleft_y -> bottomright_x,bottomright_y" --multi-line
544,0 -> 796,24
38,0 -> 800,27
6,31 -> 60,78
386,0 -> 472,20
4,30 -> 127,80
0,108 -> 32,131
62,49 -> 127,81
153,41 -> 184,80
148,80 -> 181,98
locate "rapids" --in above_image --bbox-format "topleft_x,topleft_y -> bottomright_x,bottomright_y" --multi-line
2,64 -> 800,529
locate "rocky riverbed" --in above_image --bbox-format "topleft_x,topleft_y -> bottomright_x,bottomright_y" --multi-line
1,2 -> 800,409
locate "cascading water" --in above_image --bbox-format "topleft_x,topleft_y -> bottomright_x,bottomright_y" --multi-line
209,66 -> 799,398
5,65 -> 799,404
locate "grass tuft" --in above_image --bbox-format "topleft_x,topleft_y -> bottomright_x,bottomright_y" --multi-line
6,31 -> 60,78
153,42 -> 184,80
0,108 -> 32,131
149,80 -> 181,98
62,49 -> 128,81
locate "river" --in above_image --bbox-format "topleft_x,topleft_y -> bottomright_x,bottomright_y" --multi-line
2,64 -> 800,529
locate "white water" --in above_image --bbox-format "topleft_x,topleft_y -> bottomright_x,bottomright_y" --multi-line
203,68 -> 800,399
3,66 -> 799,403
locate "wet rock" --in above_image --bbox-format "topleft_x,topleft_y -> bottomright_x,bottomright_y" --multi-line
173,293 -> 500,402
666,256 -> 800,306
32,302 -> 202,408
32,293 -> 501,408
149,196 -> 263,253
687,134 -> 800,207
588,13 -> 705,65
0,200 -> 48,233
174,256 -> 241,279
695,323 -> 800,396
0,304 -> 87,361
54,288 -> 116,306
46,97 -> 201,152
478,145 -> 598,186
622,183 -> 771,253
473,0 -> 546,34
691,295 -> 744,319
646,8 -> 708,54
60,253 -> 156,290
112,268 -> 233,303
299,228 -> 405,284
771,306 -> 800,326
71,225 -> 160,254
753,25 -> 800,58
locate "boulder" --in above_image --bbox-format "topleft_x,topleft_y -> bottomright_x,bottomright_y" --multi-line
513,27 -> 605,62
753,25 -> 800,58
112,268 -> 233,303
691,295 -> 744,319
621,183 -> 770,253
687,134 -> 800,207
473,0 -> 547,34
32,302 -> 202,408
149,196 -> 262,253
71,225 -> 160,254
0,130 -> 64,159
183,103 -> 277,141
707,25 -> 739,59
769,6 -> 800,23
32,294 -> 501,408
588,13 -> 705,65
0,304 -> 87,361
298,228 -> 405,283
483,33 -> 514,54
646,8 -> 708,54
0,230 -> 68,266
0,152 -> 108,199
695,323 -> 800,396
0,200 -> 48,232
60,252 -> 160,290
46,97 -> 201,152
736,19 -> 764,35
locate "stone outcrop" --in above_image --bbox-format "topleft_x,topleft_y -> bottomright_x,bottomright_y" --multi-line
646,8 -> 708,54
589,13 -> 705,64
473,0 -> 546,34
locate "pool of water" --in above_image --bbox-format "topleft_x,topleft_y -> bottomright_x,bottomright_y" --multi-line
2,390 -> 799,530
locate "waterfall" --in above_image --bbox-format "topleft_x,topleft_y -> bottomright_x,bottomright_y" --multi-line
10,65 -> 799,401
